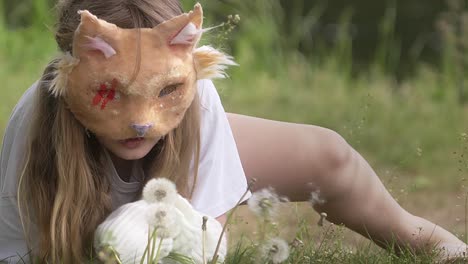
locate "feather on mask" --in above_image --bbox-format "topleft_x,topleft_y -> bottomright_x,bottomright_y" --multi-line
49,4 -> 235,140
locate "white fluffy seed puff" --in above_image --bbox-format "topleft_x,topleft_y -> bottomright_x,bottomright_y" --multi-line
247,187 -> 281,219
142,177 -> 177,204
260,237 -> 290,264
146,203 -> 181,239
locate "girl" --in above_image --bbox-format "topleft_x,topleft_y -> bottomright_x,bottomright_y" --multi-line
0,0 -> 465,262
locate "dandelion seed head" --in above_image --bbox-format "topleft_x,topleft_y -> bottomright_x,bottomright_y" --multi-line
317,212 -> 328,227
146,203 -> 180,238
247,187 -> 280,218
142,178 -> 177,204
260,237 -> 290,264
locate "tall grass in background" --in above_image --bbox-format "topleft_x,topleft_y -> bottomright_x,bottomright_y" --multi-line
0,0 -> 465,198
189,0 -> 468,194
0,1 -> 463,184
0,0 -> 56,136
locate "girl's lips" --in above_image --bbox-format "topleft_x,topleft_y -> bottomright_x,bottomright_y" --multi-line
118,137 -> 145,149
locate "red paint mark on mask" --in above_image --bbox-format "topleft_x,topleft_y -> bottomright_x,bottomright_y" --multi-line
92,79 -> 118,109
92,83 -> 108,106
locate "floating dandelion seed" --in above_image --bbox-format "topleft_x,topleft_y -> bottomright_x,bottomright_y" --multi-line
416,147 -> 423,156
234,14 -> 240,23
146,203 -> 180,238
260,237 -> 290,264
142,178 -> 177,204
309,189 -> 325,207
247,187 -> 280,218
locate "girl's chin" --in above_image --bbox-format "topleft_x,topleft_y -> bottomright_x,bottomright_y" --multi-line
113,147 -> 150,160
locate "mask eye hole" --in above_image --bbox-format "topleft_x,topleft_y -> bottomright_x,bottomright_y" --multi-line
159,83 -> 182,98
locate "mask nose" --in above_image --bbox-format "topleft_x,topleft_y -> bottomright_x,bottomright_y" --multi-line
130,123 -> 153,137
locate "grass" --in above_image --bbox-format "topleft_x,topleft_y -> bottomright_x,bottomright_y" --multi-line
0,0 -> 56,136
2,0 -> 468,263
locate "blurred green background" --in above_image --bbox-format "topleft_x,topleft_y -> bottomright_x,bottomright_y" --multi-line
2,0 -> 468,238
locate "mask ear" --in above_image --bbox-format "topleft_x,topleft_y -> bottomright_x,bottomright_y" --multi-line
155,3 -> 203,49
49,10 -> 118,98
72,10 -> 118,59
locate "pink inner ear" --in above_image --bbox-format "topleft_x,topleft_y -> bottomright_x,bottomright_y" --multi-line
170,22 -> 201,45
83,36 -> 116,58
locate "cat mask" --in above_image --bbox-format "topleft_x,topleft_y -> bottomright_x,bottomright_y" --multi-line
50,3 -> 235,140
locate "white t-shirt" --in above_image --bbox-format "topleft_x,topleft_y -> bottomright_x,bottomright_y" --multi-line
0,79 -> 250,261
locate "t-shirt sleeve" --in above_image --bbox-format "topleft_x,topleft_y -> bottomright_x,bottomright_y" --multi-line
190,80 -> 251,218
0,83 -> 38,261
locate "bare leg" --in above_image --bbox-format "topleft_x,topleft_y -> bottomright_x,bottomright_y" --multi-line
227,113 -> 465,256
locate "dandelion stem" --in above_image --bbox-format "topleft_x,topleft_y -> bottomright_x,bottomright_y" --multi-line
141,227 -> 155,264
154,236 -> 164,263
149,228 -> 158,263
202,216 -> 208,264
317,223 -> 333,253
140,230 -> 149,264
289,238 -> 305,264
465,191 -> 468,244
111,248 -> 123,264
258,218 -> 269,242
291,247 -> 305,264
211,178 -> 256,263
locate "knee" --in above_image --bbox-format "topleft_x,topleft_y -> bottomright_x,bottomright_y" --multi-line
312,128 -> 352,173
303,127 -> 354,200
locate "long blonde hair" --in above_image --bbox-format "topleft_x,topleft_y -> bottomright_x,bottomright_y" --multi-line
17,0 -> 200,262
